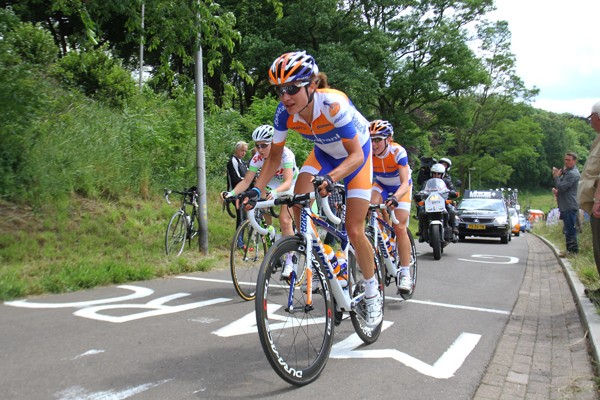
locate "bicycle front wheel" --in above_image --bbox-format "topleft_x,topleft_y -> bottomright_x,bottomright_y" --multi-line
255,236 -> 334,386
349,235 -> 384,344
165,211 -> 187,256
400,228 -> 418,300
230,219 -> 267,301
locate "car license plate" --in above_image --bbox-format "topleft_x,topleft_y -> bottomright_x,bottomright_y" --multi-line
467,224 -> 486,230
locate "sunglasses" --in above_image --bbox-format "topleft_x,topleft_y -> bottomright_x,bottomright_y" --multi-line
371,137 -> 385,143
255,143 -> 270,149
274,81 -> 310,97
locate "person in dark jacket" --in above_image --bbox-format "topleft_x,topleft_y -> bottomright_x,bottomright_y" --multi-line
553,152 -> 580,255
226,141 -> 249,246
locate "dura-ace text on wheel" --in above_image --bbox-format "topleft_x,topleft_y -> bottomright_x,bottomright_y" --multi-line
230,219 -> 267,301
255,236 -> 334,386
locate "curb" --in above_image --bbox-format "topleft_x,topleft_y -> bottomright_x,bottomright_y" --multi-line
536,234 -> 600,367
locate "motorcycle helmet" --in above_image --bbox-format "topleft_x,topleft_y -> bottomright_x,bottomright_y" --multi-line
252,125 -> 274,143
430,163 -> 446,178
269,51 -> 319,85
439,157 -> 452,171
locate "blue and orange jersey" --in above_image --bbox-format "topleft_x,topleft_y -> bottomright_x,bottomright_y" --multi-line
273,88 -> 370,159
372,142 -> 412,187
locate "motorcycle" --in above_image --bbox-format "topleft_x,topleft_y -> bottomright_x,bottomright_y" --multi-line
415,178 -> 456,260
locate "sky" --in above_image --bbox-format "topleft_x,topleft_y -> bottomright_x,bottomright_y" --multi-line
487,0 -> 600,117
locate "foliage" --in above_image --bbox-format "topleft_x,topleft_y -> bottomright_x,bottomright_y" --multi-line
50,45 -> 137,108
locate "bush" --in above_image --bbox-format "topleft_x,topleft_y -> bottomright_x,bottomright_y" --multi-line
50,46 -> 136,109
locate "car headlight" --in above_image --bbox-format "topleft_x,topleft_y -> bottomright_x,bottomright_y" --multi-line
495,216 -> 507,225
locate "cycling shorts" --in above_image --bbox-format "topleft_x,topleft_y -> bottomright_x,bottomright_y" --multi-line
300,140 -> 373,201
372,182 -> 413,211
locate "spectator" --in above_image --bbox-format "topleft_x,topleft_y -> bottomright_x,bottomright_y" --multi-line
552,152 -> 580,256
578,101 -> 600,282
226,141 -> 249,246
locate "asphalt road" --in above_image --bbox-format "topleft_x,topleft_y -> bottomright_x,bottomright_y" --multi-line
1,234 -> 528,400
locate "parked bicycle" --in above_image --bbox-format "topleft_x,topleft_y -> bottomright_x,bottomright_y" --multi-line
249,176 -> 384,386
366,203 -> 417,300
224,196 -> 278,301
164,187 -> 199,256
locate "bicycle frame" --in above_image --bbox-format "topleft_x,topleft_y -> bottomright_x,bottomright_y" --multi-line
248,192 -> 361,312
367,204 -> 400,279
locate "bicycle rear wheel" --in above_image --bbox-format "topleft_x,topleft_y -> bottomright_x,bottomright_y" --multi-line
255,236 -> 334,386
400,228 -> 418,300
230,219 -> 267,301
349,235 -> 384,344
165,211 -> 187,256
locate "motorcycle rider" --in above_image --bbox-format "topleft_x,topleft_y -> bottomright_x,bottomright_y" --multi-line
416,163 -> 459,242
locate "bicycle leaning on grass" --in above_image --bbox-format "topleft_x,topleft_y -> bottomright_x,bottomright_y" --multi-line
223,195 -> 278,301
366,202 -> 417,299
248,176 -> 385,386
164,187 -> 199,256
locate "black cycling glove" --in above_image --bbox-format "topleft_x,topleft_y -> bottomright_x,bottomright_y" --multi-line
386,195 -> 399,208
240,187 -> 261,209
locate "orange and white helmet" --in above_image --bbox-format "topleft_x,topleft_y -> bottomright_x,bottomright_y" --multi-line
269,51 -> 319,85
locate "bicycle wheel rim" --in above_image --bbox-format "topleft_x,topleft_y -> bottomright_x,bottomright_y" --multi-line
401,228 -> 418,300
230,220 -> 266,301
165,212 -> 186,256
255,236 -> 334,386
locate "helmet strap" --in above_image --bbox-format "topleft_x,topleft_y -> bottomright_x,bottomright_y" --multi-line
297,85 -> 314,115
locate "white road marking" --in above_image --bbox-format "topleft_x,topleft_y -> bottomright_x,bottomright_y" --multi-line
458,254 -> 519,264
73,295 -> 230,323
70,349 -> 105,360
331,322 -> 481,379
55,380 -> 171,400
4,285 -> 153,309
385,296 -> 511,315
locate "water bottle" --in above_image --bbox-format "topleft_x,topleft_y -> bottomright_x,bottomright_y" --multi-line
335,250 -> 348,288
323,244 -> 338,280
390,235 -> 397,258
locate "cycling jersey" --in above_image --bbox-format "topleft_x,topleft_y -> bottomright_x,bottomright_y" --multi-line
248,146 -> 298,194
372,142 -> 413,211
273,88 -> 372,200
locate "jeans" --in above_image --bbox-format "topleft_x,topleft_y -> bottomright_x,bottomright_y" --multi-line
561,209 -> 578,254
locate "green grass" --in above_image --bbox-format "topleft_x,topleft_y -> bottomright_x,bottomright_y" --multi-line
0,191 -> 236,301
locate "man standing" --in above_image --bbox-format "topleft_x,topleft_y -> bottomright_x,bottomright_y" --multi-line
226,141 -> 249,246
578,101 -> 600,275
553,152 -> 580,255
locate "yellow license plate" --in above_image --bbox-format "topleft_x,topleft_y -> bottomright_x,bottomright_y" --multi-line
467,224 -> 486,230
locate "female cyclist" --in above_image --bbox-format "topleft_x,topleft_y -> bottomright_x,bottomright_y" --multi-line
369,120 -> 413,293
240,51 -> 381,326
223,125 -> 299,276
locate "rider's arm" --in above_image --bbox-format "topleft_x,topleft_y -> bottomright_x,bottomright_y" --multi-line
393,165 -> 410,201
253,143 -> 284,195
326,135 -> 363,183
230,169 -> 257,196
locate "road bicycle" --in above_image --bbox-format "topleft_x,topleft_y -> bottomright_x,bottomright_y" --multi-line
224,196 -> 277,301
366,202 -> 417,300
164,187 -> 199,256
249,177 -> 384,386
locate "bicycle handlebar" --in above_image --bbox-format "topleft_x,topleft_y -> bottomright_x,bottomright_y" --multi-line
370,203 -> 400,225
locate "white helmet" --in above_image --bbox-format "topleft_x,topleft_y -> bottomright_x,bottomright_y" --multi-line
430,163 -> 446,177
439,157 -> 452,171
252,125 -> 274,143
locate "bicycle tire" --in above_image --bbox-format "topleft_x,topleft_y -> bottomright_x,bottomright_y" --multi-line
349,233 -> 384,344
255,236 -> 334,386
165,211 -> 187,256
230,219 -> 267,301
400,228 -> 418,300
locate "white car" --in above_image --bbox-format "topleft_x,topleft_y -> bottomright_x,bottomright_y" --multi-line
508,207 -> 520,236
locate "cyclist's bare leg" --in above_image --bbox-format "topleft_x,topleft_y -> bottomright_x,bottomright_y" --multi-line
393,208 -> 411,267
292,172 -> 314,225
345,197 -> 375,280
279,205 -> 294,236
